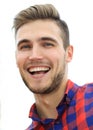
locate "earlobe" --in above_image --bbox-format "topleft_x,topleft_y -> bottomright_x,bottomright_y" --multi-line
66,45 -> 73,62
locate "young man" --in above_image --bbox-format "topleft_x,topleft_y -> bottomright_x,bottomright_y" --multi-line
13,4 -> 93,130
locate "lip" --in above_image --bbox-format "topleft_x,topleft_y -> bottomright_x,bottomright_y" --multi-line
27,66 -> 51,79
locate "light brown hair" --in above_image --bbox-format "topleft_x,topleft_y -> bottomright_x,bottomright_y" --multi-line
13,4 -> 70,49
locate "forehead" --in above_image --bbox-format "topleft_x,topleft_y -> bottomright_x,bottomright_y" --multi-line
16,20 -> 63,45
16,20 -> 61,36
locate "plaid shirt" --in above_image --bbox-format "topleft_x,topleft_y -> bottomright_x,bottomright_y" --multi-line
26,80 -> 93,130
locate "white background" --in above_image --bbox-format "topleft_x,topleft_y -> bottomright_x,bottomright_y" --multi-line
0,0 -> 93,129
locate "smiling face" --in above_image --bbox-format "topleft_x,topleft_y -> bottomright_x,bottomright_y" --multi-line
16,20 -> 73,94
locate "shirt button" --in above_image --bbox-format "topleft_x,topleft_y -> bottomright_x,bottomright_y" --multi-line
56,121 -> 60,124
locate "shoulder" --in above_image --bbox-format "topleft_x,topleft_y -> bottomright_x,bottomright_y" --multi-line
68,80 -> 93,96
81,82 -> 93,92
71,80 -> 93,92
75,82 -> 93,99
82,82 -> 93,98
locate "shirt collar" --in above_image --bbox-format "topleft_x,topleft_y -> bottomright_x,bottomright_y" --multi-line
28,80 -> 78,123
60,79 -> 78,106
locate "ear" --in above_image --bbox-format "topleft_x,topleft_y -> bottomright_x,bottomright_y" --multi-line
66,45 -> 73,62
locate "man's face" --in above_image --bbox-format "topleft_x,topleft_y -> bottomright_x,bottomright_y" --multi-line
16,20 -> 73,94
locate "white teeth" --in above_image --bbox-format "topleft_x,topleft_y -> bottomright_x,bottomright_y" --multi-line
29,67 -> 50,73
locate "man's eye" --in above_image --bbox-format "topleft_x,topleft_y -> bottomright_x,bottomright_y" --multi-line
44,43 -> 54,47
19,45 -> 31,50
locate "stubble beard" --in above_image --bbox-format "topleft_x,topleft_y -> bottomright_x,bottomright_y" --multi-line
22,63 -> 66,95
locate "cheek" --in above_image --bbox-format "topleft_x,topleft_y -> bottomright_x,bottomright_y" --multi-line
16,54 -> 26,68
54,52 -> 66,70
48,52 -> 61,69
50,51 -> 63,62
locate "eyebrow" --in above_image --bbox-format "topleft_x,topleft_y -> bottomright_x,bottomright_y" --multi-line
17,36 -> 58,46
16,39 -> 30,46
39,37 -> 58,43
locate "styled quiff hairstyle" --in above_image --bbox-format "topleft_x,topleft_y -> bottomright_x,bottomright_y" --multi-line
13,4 -> 70,49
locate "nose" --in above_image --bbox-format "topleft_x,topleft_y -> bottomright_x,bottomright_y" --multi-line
28,45 -> 43,60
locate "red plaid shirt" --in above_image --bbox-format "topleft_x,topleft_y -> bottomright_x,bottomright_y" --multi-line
26,80 -> 93,130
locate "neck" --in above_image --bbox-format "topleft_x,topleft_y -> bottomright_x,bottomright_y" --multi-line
34,78 -> 68,119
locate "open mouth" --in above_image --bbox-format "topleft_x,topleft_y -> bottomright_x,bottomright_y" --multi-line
28,67 -> 50,75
